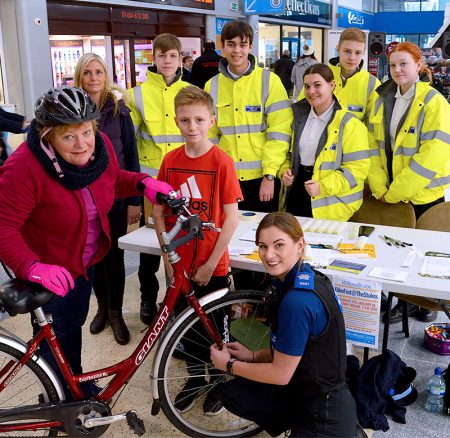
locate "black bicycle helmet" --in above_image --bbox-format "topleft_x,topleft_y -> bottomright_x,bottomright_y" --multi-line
34,86 -> 100,126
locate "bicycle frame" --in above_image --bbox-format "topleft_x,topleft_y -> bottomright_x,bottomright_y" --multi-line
0,198 -> 225,434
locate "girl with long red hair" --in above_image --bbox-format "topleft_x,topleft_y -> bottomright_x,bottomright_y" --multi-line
368,41 -> 450,323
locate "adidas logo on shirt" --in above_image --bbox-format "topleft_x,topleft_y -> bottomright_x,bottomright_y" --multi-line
177,175 -> 208,211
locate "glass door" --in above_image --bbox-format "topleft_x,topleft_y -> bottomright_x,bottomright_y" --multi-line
113,38 -> 153,89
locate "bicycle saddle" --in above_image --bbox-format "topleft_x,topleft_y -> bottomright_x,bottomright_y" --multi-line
0,279 -> 53,316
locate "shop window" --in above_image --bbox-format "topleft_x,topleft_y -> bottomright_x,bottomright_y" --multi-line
49,35 -> 107,87
379,0 -> 445,12
300,27 -> 323,63
258,23 -> 281,69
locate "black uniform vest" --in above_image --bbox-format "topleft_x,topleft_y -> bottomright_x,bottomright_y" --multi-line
270,268 -> 347,396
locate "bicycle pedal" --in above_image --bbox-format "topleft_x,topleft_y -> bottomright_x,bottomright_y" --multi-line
126,410 -> 146,436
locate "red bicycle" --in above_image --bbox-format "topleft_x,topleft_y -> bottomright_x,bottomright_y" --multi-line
0,193 -> 270,437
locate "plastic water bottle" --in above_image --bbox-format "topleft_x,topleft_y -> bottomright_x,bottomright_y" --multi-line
425,367 -> 446,413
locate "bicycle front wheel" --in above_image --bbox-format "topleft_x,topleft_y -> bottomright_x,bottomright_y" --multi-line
0,342 -> 61,436
157,290 -> 269,438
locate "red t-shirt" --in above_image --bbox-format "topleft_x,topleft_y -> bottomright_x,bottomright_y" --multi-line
158,145 -> 243,276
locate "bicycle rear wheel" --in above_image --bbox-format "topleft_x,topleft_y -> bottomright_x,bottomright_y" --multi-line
157,290 -> 269,438
0,342 -> 61,436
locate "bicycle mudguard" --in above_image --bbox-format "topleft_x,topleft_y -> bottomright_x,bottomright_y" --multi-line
0,332 -> 66,401
149,288 -> 229,404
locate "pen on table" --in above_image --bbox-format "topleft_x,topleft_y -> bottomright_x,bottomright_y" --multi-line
379,235 -> 392,246
384,235 -> 402,247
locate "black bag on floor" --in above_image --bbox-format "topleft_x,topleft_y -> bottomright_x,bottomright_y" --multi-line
444,363 -> 450,415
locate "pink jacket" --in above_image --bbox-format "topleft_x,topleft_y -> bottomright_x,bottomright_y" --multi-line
0,132 -> 146,280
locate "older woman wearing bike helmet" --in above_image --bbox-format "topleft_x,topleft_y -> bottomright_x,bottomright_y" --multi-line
211,212 -> 356,437
0,85 -> 172,398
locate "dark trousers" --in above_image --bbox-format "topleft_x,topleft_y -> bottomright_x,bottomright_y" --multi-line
93,200 -> 127,310
238,177 -> 281,213
285,165 -> 314,218
222,378 -> 357,438
138,200 -> 160,307
31,267 -> 94,398
412,196 -> 444,220
183,276 -> 230,376
234,178 -> 280,291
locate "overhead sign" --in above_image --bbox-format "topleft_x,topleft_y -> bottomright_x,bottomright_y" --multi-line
244,0 -> 284,15
280,0 -> 331,26
337,7 -> 374,30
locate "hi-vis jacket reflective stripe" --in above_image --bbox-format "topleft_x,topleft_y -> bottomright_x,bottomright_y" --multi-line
368,79 -> 450,205
129,69 -> 190,176
297,58 -> 379,122
284,99 -> 370,221
205,56 -> 293,181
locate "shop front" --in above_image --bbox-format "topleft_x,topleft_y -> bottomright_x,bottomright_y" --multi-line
258,0 -> 332,67
47,0 -> 210,89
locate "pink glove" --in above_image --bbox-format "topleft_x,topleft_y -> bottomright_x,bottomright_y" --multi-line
27,263 -> 75,297
141,177 -> 174,204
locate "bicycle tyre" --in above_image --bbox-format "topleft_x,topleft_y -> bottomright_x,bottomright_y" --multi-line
0,342 -> 61,436
157,290 -> 269,438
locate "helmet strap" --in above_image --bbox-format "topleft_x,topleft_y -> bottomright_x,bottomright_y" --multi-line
39,127 -> 64,178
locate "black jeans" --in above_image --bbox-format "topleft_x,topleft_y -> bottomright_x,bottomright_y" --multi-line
31,267 -> 94,398
285,165 -> 314,218
138,199 -> 160,307
93,200 -> 128,310
412,196 -> 444,220
221,378 -> 357,438
238,177 -> 281,213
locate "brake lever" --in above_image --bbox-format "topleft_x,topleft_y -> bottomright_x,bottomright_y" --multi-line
203,222 -> 221,233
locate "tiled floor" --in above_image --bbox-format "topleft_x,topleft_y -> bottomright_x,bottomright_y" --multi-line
0,252 -> 448,437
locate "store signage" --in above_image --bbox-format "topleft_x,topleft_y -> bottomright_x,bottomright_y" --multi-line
216,18 -> 233,35
337,7 -> 374,30
368,57 -> 379,78
112,8 -> 155,24
386,41 -> 399,57
276,0 -> 331,26
244,0 -> 285,15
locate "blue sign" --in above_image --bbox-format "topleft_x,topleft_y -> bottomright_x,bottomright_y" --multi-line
271,0 -> 331,26
337,7 -> 374,29
244,0 -> 284,15
216,17 -> 232,35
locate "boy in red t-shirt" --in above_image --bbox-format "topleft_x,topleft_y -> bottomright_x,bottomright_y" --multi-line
153,86 -> 243,416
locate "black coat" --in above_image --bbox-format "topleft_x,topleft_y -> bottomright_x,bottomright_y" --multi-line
274,55 -> 295,92
0,107 -> 24,164
190,50 -> 222,89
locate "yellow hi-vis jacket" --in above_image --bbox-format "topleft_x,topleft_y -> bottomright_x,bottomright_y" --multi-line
205,56 -> 293,181
282,99 -> 370,221
368,79 -> 450,205
128,68 -> 190,176
298,58 -> 379,122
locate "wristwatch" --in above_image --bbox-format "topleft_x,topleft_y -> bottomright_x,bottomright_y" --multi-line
226,358 -> 238,376
264,174 -> 275,181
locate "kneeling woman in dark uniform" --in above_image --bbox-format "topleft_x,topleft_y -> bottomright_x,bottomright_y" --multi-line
210,212 -> 356,437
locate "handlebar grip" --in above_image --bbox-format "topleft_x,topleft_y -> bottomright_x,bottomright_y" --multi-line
156,192 -> 169,205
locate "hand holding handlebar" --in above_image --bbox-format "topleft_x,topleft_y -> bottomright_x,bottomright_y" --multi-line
141,177 -> 174,205
27,263 -> 75,297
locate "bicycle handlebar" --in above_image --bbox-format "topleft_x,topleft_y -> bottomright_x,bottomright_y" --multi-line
156,191 -> 221,255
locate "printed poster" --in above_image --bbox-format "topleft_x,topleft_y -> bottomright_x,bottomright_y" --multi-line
332,276 -> 382,348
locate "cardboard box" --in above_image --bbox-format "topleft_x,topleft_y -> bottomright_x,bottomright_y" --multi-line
143,197 -> 155,228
